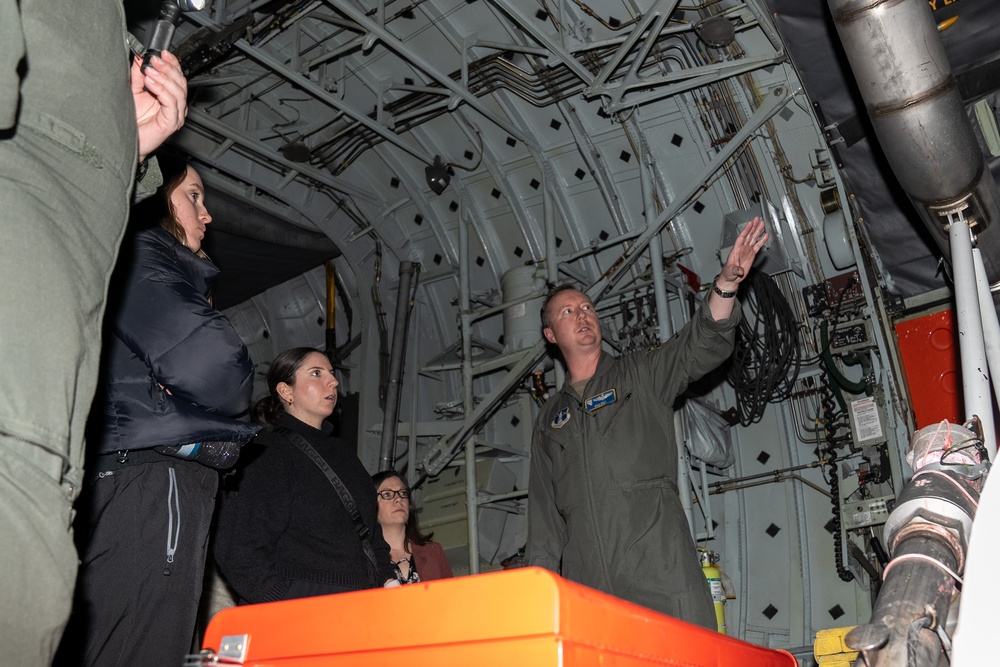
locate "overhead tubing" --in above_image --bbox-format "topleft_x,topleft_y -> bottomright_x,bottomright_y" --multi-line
378,261 -> 417,472
311,32 -> 755,173
181,3 -> 776,178
828,0 -> 1000,286
183,11 -> 437,168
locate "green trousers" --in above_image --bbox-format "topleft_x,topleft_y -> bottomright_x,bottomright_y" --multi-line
0,1 -> 138,663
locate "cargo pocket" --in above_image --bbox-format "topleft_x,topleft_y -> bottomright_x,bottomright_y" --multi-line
20,107 -> 103,168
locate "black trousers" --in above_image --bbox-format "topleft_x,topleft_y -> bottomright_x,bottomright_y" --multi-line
61,452 -> 218,667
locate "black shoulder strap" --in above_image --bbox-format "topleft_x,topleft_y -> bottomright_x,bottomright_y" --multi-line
276,426 -> 382,583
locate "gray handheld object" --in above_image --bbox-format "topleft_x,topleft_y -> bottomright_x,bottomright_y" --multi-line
140,0 -> 205,71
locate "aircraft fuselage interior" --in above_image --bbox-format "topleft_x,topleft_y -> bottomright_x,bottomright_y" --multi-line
66,0 -> 1000,664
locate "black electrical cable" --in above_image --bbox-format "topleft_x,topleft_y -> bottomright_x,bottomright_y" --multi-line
870,535 -> 889,568
726,272 -> 801,426
821,370 -> 855,583
906,615 -> 933,667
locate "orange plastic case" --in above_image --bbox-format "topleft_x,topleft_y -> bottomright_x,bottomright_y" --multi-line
201,567 -> 797,666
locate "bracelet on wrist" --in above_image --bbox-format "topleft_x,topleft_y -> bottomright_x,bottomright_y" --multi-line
712,280 -> 737,299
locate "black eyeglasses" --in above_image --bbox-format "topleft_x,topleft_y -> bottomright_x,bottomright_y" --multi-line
377,489 -> 410,501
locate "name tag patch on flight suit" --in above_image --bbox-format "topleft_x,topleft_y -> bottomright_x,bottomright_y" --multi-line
585,388 -> 617,411
551,407 -> 571,429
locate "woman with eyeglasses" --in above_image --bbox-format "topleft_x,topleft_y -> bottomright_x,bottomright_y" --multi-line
372,470 -> 454,584
214,347 -> 396,604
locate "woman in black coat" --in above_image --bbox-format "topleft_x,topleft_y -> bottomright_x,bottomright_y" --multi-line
66,156 -> 260,667
214,347 -> 395,604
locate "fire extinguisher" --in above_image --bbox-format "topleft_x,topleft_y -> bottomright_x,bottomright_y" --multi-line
700,549 -> 727,634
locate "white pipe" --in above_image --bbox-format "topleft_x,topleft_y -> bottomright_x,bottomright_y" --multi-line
459,203 -> 481,574
950,218 -> 993,458
699,462 -> 713,540
407,305 -> 420,486
972,248 -> 1000,460
677,419 -> 694,540
639,148 -> 671,345
664,282 -> 695,534
951,463 -> 1000,664
542,169 -> 565,389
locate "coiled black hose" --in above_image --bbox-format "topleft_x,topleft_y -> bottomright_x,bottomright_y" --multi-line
821,369 -> 854,582
727,272 -> 801,426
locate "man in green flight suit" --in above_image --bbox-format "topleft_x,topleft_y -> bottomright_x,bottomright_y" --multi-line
0,2 -> 189,663
527,216 -> 767,629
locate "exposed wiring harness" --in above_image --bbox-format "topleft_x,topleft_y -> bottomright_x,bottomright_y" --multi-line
727,272 -> 801,426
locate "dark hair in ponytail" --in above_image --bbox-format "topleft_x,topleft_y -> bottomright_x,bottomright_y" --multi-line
252,347 -> 321,425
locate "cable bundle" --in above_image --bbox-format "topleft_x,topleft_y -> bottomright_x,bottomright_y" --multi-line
726,271 -> 801,426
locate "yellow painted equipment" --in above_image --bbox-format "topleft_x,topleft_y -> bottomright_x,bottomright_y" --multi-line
701,549 -> 727,634
813,626 -> 859,666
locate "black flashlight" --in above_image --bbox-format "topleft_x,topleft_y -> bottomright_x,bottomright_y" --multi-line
141,0 -> 206,71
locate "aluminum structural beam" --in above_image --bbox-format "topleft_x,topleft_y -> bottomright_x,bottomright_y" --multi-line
583,0 -> 682,96
458,205 -> 482,574
590,85 -> 791,302
483,0 -> 596,84
182,107 -> 378,202
599,54 -> 785,113
420,87 -> 794,477
325,0 -> 535,149
185,11 -> 436,166
581,0 -> 785,110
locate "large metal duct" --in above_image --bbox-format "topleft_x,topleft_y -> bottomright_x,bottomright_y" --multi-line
845,421 -> 986,666
828,0 -> 1000,287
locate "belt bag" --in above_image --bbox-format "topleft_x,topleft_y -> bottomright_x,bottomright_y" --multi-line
155,440 -> 242,469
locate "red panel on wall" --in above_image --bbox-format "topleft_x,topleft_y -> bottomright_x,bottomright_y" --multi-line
894,309 -> 962,428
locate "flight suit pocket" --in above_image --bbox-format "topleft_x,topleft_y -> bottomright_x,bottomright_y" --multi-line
599,391 -> 632,436
20,107 -> 103,168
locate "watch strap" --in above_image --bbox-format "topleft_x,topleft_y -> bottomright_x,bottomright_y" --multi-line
712,281 -> 737,298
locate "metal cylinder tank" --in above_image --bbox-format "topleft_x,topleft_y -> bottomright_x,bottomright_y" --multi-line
828,0 -> 1000,284
501,266 -> 545,353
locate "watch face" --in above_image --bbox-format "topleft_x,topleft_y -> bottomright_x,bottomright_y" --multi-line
713,282 -> 736,298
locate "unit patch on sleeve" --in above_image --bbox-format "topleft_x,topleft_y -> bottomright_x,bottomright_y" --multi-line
584,388 -> 617,412
551,407 -> 571,429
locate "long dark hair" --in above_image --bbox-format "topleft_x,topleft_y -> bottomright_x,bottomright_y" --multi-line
131,153 -> 209,259
252,347 -> 319,425
371,470 -> 433,549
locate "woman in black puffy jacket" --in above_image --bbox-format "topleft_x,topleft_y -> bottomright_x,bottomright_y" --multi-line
63,156 -> 260,667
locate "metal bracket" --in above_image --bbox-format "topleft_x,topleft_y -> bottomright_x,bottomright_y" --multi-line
218,634 -> 250,662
